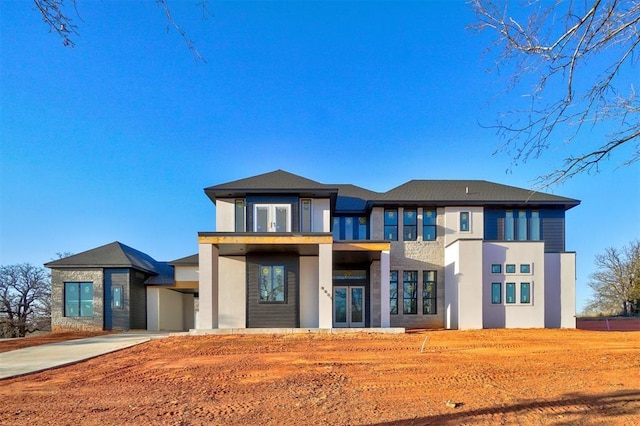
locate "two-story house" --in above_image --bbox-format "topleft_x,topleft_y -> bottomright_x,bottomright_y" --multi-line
47,169 -> 579,332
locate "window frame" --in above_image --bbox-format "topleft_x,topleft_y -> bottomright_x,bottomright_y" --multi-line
111,285 -> 124,309
422,209 -> 436,241
460,211 -> 470,232
520,282 -> 531,304
390,271 -> 398,315
505,282 -> 516,304
517,210 -> 528,240
422,271 -> 437,315
520,264 -> 531,274
64,282 -> 94,317
403,271 -> 418,314
235,199 -> 246,232
258,265 -> 286,303
505,210 -> 514,240
384,209 -> 398,241
403,209 -> 417,241
491,264 -> 502,274
300,199 -> 312,232
491,282 -> 502,304
505,264 -> 516,274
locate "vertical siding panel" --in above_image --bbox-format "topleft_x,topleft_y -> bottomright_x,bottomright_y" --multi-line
129,270 -> 147,329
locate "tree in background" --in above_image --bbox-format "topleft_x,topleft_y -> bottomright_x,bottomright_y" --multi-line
585,240 -> 640,315
471,0 -> 640,187
0,264 -> 51,338
33,0 -> 210,62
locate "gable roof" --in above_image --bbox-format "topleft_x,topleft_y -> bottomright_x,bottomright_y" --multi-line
45,241 -> 164,275
204,170 -> 338,203
374,180 -> 580,208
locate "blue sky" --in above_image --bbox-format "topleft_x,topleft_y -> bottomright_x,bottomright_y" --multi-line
1,1 -> 638,313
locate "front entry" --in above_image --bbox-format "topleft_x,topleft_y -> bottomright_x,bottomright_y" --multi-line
333,286 -> 365,328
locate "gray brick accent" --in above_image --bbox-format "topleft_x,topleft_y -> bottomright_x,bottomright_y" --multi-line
51,269 -> 104,331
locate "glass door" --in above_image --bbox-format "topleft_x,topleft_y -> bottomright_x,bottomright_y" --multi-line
253,204 -> 291,232
333,286 -> 365,328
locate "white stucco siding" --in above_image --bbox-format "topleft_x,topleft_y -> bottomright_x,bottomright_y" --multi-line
175,266 -> 198,282
300,256 -> 319,328
147,288 -> 160,332
483,241 -> 545,328
444,243 -> 460,330
215,199 -> 235,232
318,244 -> 333,328
158,288 -> 185,331
456,240 -> 484,330
544,252 -> 576,328
198,243 -> 218,329
444,206 -> 484,247
218,256 -> 246,328
312,199 -> 331,232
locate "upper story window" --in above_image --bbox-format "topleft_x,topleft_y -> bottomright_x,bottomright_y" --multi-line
384,209 -> 398,241
460,211 -> 470,232
254,204 -> 291,232
423,209 -> 436,241
235,199 -> 245,232
403,209 -> 417,241
333,216 -> 368,240
505,210 -> 540,241
300,199 -> 312,232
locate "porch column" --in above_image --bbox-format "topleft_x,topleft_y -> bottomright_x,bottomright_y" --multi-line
198,243 -> 219,329
318,243 -> 333,328
380,250 -> 391,327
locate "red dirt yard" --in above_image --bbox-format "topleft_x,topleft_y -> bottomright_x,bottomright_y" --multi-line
1,329 -> 639,425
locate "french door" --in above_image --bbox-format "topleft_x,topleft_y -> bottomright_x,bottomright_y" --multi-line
333,286 -> 365,328
254,204 -> 291,232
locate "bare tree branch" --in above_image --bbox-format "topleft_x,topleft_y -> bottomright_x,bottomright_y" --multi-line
471,0 -> 640,187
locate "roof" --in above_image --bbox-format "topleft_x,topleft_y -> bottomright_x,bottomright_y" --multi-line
169,254 -> 198,266
373,180 -> 580,208
204,170 -> 338,203
45,241 -> 165,275
334,184 -> 381,212
143,262 -> 175,286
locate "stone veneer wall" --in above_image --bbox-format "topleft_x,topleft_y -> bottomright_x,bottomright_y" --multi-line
51,268 -> 104,331
389,207 -> 445,329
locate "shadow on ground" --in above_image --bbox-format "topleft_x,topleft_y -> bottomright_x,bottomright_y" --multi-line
371,390 -> 640,425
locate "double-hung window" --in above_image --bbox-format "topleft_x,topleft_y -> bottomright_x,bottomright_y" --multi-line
64,282 -> 93,317
384,209 -> 398,241
423,209 -> 436,241
403,209 -> 417,241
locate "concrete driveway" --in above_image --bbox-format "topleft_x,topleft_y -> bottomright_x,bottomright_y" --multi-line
0,332 -> 177,380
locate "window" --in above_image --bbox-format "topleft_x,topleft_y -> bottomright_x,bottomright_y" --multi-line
530,211 -> 540,240
505,210 -> 514,240
333,217 -> 340,240
64,282 -> 93,317
334,217 -> 368,240
403,271 -> 418,314
517,210 -> 527,240
112,285 -> 123,309
505,283 -> 516,304
357,217 -> 367,240
460,211 -> 470,232
300,199 -> 312,232
235,199 -> 245,232
520,264 -> 531,274
422,209 -> 436,241
403,209 -> 417,241
520,283 -> 531,303
344,217 -> 354,240
491,283 -> 502,304
254,204 -> 291,232
259,265 -> 285,302
505,264 -> 516,273
384,209 -> 398,241
390,271 -> 398,315
491,264 -> 502,274
422,271 -> 437,314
